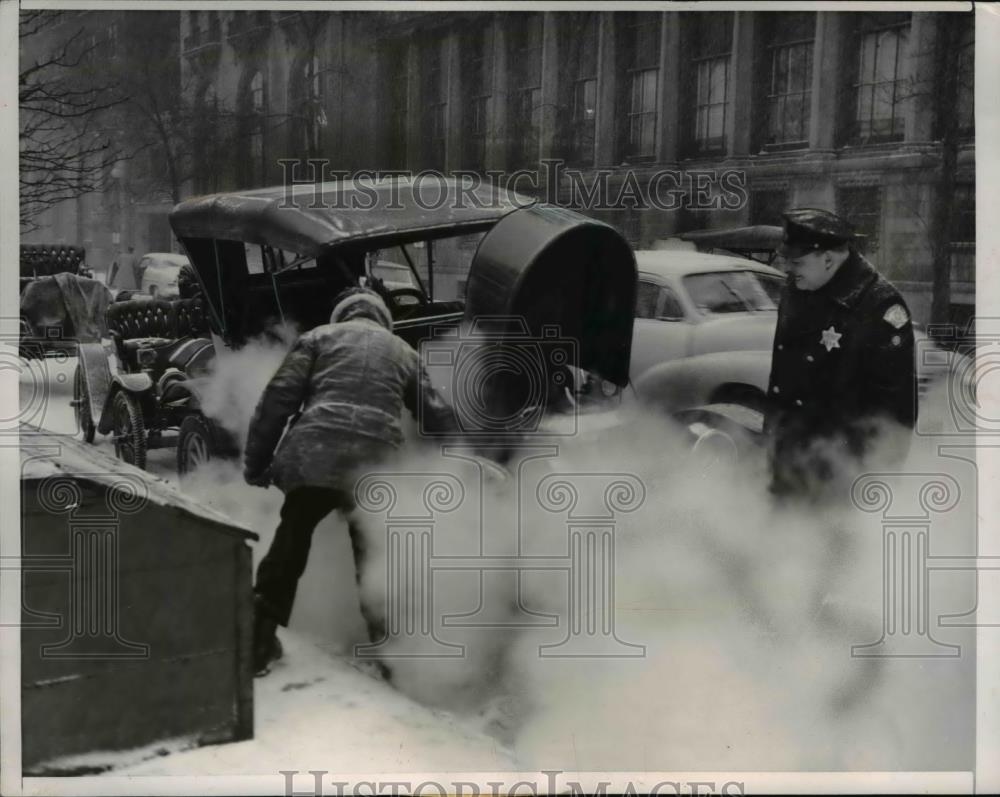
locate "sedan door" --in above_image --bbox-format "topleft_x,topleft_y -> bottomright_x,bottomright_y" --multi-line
629,277 -> 692,382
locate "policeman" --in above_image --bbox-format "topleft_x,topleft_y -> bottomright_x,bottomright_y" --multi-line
765,208 -> 917,500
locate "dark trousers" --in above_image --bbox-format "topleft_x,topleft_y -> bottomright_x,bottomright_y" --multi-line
254,486 -> 384,643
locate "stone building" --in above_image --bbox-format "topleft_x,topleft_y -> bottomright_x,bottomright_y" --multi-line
177,10 -> 973,326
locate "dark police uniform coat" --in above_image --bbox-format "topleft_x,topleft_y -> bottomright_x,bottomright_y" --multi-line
765,251 -> 917,497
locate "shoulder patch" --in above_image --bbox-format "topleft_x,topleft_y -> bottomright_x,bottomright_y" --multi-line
883,303 -> 910,329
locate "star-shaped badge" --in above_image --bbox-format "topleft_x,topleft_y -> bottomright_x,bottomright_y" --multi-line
820,326 -> 842,352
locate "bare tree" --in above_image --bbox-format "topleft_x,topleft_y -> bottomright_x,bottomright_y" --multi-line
19,11 -> 127,232
925,13 -> 974,326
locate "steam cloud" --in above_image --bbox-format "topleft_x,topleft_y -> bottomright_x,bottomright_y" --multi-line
183,334 -> 977,772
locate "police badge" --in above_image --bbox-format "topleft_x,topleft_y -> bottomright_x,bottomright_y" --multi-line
883,304 -> 910,329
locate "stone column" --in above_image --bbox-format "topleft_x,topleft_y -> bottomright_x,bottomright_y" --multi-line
445,32 -> 464,172
904,12 -> 939,145
656,12 -> 681,164
486,14 -> 508,173
727,11 -> 756,157
594,12 -> 617,167
324,14 -> 344,164
809,12 -> 843,152
405,40 -> 422,170
538,12 -> 560,163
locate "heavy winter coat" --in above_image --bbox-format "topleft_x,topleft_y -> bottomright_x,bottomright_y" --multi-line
244,293 -> 453,493
765,251 -> 917,497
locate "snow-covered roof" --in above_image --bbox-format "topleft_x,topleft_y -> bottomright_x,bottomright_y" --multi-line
20,424 -> 256,540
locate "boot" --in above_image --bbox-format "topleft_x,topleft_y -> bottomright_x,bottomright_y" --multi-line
252,598 -> 283,677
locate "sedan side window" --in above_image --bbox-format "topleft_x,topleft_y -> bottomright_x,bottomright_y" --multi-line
657,287 -> 684,321
635,281 -> 661,319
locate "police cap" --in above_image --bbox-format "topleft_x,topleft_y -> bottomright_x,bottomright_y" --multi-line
778,208 -> 862,259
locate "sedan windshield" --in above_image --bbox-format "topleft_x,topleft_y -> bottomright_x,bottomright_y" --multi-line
682,270 -> 780,315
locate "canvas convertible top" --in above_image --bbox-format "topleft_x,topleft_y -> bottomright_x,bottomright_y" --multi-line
170,177 -> 532,257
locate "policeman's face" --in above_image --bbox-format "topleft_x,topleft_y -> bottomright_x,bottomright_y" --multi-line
783,249 -> 838,292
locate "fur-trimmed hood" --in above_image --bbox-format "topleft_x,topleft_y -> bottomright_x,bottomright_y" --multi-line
329,288 -> 393,331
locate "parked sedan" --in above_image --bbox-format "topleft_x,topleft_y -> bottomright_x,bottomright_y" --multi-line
631,248 -> 939,418
630,250 -> 784,409
139,253 -> 191,299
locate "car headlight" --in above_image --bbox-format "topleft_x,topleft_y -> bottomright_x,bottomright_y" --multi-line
137,347 -> 157,368
599,378 -> 620,398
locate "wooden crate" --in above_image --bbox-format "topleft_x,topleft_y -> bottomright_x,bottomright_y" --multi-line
19,426 -> 257,774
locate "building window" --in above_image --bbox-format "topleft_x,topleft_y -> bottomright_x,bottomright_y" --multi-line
507,13 -> 543,170
950,183 -> 975,283
559,13 -> 598,166
618,13 -> 661,162
246,71 -> 266,187
758,12 -> 814,150
849,13 -> 910,144
749,188 -> 788,226
836,185 -> 882,263
684,13 -> 733,156
421,39 -> 447,169
462,26 -> 493,169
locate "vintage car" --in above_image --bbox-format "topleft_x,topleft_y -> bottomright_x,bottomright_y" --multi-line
76,296 -> 215,467
162,178 -> 530,473
19,244 -> 93,293
19,245 -> 106,359
158,178 -> 731,475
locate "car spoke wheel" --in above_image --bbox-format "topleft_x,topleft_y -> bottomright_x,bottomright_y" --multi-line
72,364 -> 96,443
185,429 -> 210,470
177,414 -> 228,477
112,391 -> 147,470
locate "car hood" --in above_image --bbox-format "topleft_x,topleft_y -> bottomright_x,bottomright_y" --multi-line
690,312 -> 777,356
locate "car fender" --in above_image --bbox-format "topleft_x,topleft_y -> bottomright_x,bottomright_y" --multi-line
96,373 -> 153,434
76,342 -> 113,427
169,377 -> 245,455
633,350 -> 771,413
170,374 -> 212,410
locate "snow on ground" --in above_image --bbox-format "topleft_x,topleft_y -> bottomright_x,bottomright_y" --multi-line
122,633 -> 515,775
